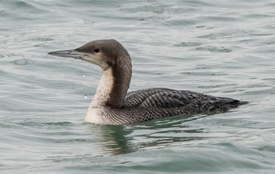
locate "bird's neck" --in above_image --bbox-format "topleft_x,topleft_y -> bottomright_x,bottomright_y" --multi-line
90,56 -> 132,109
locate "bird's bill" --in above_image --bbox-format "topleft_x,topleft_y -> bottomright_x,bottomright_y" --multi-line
48,49 -> 85,59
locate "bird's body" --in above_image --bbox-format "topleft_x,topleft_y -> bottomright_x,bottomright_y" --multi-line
48,39 -> 247,125
85,88 -> 246,124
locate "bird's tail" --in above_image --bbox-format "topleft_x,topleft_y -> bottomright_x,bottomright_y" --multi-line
238,100 -> 249,105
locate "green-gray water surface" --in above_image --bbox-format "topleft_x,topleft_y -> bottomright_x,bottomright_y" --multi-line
1,0 -> 275,173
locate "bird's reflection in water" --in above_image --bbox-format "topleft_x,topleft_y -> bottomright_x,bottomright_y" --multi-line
87,114 -> 208,155
88,124 -> 134,155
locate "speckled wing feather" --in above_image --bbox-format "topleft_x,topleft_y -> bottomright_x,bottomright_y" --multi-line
124,88 -> 242,113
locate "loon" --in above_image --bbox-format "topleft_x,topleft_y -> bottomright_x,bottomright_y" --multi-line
48,39 -> 247,125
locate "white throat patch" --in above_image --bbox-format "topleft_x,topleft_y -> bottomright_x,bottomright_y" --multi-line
90,68 -> 114,108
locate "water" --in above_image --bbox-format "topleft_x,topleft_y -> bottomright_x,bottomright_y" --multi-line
1,0 -> 275,173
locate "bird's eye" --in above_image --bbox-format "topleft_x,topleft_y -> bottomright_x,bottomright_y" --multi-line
94,48 -> 99,53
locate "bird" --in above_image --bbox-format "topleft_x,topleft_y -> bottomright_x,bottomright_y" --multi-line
48,39 -> 248,125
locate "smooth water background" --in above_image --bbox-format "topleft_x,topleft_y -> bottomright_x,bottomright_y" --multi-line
1,0 -> 275,173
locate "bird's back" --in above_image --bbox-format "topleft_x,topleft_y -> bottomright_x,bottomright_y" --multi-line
124,88 -> 247,114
